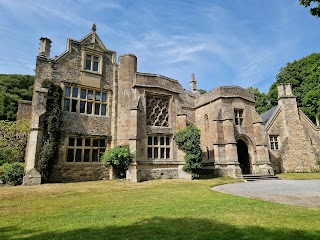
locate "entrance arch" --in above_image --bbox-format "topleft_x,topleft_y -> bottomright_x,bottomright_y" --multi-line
237,139 -> 251,174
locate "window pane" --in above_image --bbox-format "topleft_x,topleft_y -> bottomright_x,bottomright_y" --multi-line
69,138 -> 75,146
81,89 -> 86,99
67,149 -> 74,162
148,136 -> 153,145
154,137 -> 158,145
80,101 -> 86,113
154,148 -> 158,159
76,138 -> 82,146
101,104 -> 107,115
85,139 -> 91,146
86,54 -> 92,59
87,102 -> 92,114
95,92 -> 101,101
92,149 -> 98,162
100,140 -> 105,148
166,148 -> 170,159
75,149 -> 82,162
160,137 -> 164,145
64,99 -> 70,111
93,139 -> 99,147
93,56 -> 99,61
93,61 -> 99,71
166,137 -> 170,146
88,90 -> 93,100
102,93 -> 107,102
95,103 -> 100,115
71,99 -> 77,112
85,59 -> 91,70
64,87 -> 71,97
147,148 -> 152,159
160,148 -> 165,158
84,149 -> 90,162
72,88 -> 78,98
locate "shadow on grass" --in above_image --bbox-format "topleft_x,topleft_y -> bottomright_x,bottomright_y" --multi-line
1,217 -> 319,240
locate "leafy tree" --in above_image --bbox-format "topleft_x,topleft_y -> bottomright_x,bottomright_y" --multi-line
299,0 -> 320,18
0,74 -> 34,120
198,89 -> 207,94
101,145 -> 133,178
174,125 -> 202,179
247,87 -> 272,114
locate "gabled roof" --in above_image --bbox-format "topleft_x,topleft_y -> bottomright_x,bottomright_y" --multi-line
260,105 -> 278,124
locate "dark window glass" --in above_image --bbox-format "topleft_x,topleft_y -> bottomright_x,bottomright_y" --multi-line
85,139 -> 91,146
86,55 -> 92,70
64,99 -> 70,111
75,149 -> 82,162
93,139 -> 99,147
102,93 -> 107,102
76,138 -> 82,146
154,148 -> 158,159
166,148 -> 170,159
71,99 -> 77,112
84,149 -> 90,162
72,88 -> 78,98
148,136 -> 153,145
94,56 -> 99,61
92,149 -> 98,162
95,103 -> 100,115
95,92 -> 101,101
65,87 -> 71,97
160,137 -> 164,145
166,137 -> 170,146
147,148 -> 152,159
86,102 -> 92,114
69,138 -> 75,146
160,148 -> 165,158
93,61 -> 99,71
81,89 -> 86,99
100,140 -> 105,148
88,90 -> 93,100
154,137 -> 158,145
80,101 -> 86,113
101,104 -> 107,115
67,149 -> 74,162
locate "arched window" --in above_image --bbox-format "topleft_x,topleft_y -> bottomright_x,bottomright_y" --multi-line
204,114 -> 209,131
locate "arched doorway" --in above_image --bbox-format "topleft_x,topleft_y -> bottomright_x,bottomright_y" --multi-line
237,139 -> 251,174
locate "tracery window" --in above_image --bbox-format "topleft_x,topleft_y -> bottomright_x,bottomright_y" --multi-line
147,135 -> 171,160
269,135 -> 279,150
146,96 -> 169,127
234,109 -> 244,126
63,86 -> 107,116
66,136 -> 107,163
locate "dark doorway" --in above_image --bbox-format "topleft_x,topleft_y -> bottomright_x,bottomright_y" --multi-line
237,139 -> 251,174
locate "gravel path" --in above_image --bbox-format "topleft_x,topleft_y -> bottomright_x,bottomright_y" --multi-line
212,180 -> 320,208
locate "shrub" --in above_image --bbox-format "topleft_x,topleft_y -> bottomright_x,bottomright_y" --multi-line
174,125 -> 202,179
101,146 -> 133,178
2,162 -> 24,185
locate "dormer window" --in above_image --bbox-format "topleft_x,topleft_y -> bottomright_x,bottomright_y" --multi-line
85,54 -> 99,72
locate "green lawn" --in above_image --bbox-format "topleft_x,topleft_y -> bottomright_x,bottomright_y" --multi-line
1,178 -> 319,240
277,172 -> 320,180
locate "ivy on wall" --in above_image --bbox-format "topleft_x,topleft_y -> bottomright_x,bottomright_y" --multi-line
37,82 -> 62,182
174,125 -> 202,179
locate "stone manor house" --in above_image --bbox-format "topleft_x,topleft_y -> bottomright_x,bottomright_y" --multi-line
19,25 -> 320,185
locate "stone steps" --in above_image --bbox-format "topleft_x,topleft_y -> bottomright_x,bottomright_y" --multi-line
239,174 -> 280,181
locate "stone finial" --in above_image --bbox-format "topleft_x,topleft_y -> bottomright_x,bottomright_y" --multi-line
92,23 -> 97,32
39,37 -> 52,58
190,73 -> 197,92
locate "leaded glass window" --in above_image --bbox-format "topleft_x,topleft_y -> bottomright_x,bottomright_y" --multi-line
146,96 -> 169,127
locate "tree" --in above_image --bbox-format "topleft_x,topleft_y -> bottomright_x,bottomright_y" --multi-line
299,0 -> 320,18
247,87 -> 272,114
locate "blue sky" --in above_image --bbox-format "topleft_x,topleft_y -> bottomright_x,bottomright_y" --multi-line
0,0 -> 319,93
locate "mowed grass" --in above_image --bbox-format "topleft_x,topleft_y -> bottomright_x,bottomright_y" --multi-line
277,172 -> 320,180
1,178 -> 319,240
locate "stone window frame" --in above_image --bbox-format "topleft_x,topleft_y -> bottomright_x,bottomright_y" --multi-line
204,114 -> 209,131
65,136 -> 109,163
63,85 -> 108,117
145,93 -> 171,127
269,135 -> 279,150
81,49 -> 103,74
147,135 -> 172,160
234,109 -> 244,126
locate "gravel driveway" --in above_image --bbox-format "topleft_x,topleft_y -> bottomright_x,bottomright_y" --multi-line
212,180 -> 320,208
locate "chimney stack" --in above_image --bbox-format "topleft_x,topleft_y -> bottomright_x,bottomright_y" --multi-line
39,37 -> 52,58
190,73 -> 197,92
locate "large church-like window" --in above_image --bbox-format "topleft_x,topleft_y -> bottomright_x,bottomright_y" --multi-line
146,96 -> 169,127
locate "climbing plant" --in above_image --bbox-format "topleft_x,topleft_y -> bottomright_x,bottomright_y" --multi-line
174,125 -> 202,179
37,82 -> 62,182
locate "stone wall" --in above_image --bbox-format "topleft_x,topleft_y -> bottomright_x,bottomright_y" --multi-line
17,100 -> 32,121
